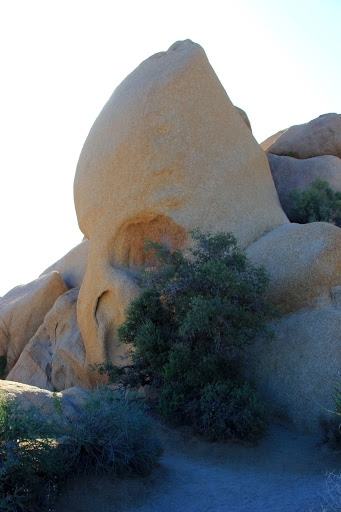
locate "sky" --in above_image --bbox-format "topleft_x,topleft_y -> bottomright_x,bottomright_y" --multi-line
0,0 -> 340,296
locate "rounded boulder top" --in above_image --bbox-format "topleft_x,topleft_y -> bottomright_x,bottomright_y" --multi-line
74,39 -> 287,266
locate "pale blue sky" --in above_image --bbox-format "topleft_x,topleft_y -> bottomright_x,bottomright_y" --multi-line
0,0 -> 340,296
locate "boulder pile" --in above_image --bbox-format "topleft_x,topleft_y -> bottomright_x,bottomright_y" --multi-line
1,40 -> 341,434
262,113 -> 341,218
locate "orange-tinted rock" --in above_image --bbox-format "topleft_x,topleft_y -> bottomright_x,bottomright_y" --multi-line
74,39 -> 287,367
7,288 -> 89,391
0,272 -> 67,375
246,222 -> 341,314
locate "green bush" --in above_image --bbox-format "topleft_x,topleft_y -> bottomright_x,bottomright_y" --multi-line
185,380 -> 269,441
0,388 -> 161,512
112,230 -> 275,441
289,178 -> 341,226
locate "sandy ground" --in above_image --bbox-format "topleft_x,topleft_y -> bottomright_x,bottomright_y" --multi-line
54,424 -> 341,512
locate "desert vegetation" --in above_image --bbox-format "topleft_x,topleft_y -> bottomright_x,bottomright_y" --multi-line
289,178 -> 341,227
0,387 -> 161,512
96,230 -> 277,442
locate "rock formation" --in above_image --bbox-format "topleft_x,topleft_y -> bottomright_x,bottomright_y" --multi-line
0,272 -> 67,376
7,288 -> 88,391
244,305 -> 341,433
268,154 -> 341,218
246,222 -> 341,313
263,113 -> 341,221
2,40 -> 341,434
264,113 -> 341,159
73,39 -> 287,369
252,115 -> 341,431
0,380 -> 88,422
260,129 -> 287,151
41,239 -> 89,290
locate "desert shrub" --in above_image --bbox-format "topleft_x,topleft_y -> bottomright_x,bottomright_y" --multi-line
112,230 -> 275,441
289,178 -> 341,226
90,360 -> 126,384
185,380 -> 269,441
63,386 -> 161,477
0,388 -> 161,512
0,394 -> 68,512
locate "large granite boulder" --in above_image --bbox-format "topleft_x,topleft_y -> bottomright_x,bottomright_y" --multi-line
0,272 -> 67,375
74,39 -> 287,367
244,220 -> 341,432
7,288 -> 89,391
4,41 -> 341,436
244,304 -> 341,433
264,113 -> 341,159
268,154 -> 341,218
245,222 -> 341,313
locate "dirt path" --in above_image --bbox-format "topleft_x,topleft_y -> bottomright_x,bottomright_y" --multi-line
55,424 -> 341,512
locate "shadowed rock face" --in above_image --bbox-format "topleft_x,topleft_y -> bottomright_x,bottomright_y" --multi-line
74,39 -> 287,367
243,306 -> 341,433
267,154 -> 341,218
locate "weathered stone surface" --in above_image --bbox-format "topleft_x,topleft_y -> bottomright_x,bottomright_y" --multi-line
244,306 -> 341,433
260,129 -> 287,151
41,240 -> 89,289
0,380 -> 88,422
75,40 -> 286,253
265,113 -> 341,159
245,220 -> 341,434
235,106 -> 252,131
7,288 -> 89,391
74,39 -> 287,367
268,153 -> 341,218
0,272 -> 68,375
246,222 -> 341,314
3,40 -> 340,437
78,264 -> 140,367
